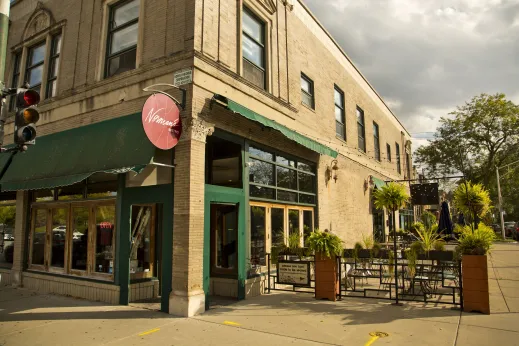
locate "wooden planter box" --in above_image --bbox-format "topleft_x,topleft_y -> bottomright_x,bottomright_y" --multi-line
314,253 -> 338,301
462,255 -> 490,314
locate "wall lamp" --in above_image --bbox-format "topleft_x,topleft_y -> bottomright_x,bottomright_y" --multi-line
326,159 -> 339,183
364,176 -> 375,191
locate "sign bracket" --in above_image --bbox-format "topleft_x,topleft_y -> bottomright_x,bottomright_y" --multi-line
143,83 -> 187,111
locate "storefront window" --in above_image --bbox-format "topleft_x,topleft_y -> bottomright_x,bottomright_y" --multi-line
399,205 -> 414,231
248,144 -> 316,205
71,207 -> 89,271
303,210 -> 313,243
32,209 -> 47,266
288,209 -> 300,237
50,208 -> 67,268
95,205 -> 115,274
0,201 -> 16,269
206,136 -> 242,188
130,205 -> 155,279
271,208 -> 285,247
28,173 -> 118,280
250,206 -> 266,266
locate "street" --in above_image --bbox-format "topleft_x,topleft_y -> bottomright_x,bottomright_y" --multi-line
0,242 -> 517,346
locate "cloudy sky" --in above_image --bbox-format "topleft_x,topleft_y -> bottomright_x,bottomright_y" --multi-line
303,0 -> 519,150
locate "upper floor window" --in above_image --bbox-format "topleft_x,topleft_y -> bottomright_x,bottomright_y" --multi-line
357,107 -> 366,152
396,142 -> 401,174
105,0 -> 139,78
386,143 -> 391,162
334,86 -> 345,140
301,73 -> 314,109
46,34 -> 62,98
373,122 -> 380,161
9,52 -> 21,111
25,42 -> 46,95
242,8 -> 266,89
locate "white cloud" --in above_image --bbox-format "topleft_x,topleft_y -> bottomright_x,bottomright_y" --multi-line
304,0 -> 519,153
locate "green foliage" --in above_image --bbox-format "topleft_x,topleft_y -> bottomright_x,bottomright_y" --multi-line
372,242 -> 382,257
415,93 -> 519,186
306,229 -> 343,259
388,248 -> 395,276
421,211 -> 437,231
405,242 -> 422,278
288,232 -> 301,251
456,223 -> 496,255
362,234 -> 374,249
352,241 -> 364,261
373,182 -> 410,212
410,222 -> 425,233
434,240 -> 446,251
416,225 -> 443,252
453,181 -> 492,218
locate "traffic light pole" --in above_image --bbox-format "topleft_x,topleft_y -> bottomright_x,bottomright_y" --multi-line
0,0 -> 10,147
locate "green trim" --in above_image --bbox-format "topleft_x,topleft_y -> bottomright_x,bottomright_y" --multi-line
204,184 -> 247,309
215,95 -> 338,158
117,182 -> 173,313
0,113 -> 155,191
371,176 -> 386,190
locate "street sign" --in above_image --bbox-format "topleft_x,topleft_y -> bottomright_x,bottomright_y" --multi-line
277,260 -> 311,287
174,68 -> 193,87
142,93 -> 182,150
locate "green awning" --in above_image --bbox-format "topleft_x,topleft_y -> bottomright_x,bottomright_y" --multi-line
213,95 -> 338,158
0,113 -> 156,191
371,176 -> 386,189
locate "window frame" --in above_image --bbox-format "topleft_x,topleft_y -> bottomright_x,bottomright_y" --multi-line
386,143 -> 391,162
357,107 -> 366,152
104,0 -> 140,78
248,142 -> 317,206
334,86 -> 345,140
45,34 -> 62,99
28,199 -> 117,282
25,41 -> 46,95
373,122 -> 381,161
9,52 -> 21,111
300,73 -> 315,109
249,201 -> 314,269
241,6 -> 266,90
396,142 -> 401,174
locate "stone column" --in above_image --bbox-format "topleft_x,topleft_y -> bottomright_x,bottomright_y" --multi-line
169,117 -> 213,317
11,190 -> 29,287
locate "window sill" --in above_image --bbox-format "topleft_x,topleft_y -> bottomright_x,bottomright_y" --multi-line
301,102 -> 315,113
24,269 -> 117,284
335,136 -> 347,144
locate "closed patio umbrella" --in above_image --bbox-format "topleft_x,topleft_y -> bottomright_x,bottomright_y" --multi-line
438,201 -> 454,236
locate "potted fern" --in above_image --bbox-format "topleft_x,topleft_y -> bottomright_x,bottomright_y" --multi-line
306,229 -> 343,301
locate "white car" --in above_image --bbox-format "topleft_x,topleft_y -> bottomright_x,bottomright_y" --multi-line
73,232 -> 84,240
3,233 -> 14,241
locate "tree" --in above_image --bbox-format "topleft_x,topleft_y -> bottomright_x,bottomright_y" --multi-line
415,93 -> 519,186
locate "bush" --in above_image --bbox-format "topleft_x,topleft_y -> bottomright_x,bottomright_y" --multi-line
433,240 -> 446,251
306,229 -> 343,259
453,181 -> 491,218
456,224 -> 496,256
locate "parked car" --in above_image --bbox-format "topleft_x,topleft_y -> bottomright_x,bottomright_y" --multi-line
505,222 -> 516,237
3,233 -> 14,241
511,222 -> 519,241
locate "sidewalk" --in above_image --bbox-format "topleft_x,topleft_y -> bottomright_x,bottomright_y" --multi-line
0,242 -> 517,346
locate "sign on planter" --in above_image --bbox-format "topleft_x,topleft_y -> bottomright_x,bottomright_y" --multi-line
277,260 -> 311,287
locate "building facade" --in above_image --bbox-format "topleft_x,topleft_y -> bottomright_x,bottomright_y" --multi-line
0,0 -> 413,317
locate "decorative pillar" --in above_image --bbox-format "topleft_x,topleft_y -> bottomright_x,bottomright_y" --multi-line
169,117 -> 213,317
11,190 -> 29,287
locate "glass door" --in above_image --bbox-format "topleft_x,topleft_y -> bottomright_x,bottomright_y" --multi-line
210,203 -> 238,277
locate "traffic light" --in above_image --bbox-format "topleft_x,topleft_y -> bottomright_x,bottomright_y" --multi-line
14,88 -> 40,147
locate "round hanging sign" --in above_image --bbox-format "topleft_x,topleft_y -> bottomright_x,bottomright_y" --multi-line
142,93 -> 182,150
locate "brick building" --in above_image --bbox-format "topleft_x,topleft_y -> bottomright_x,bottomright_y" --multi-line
0,0 -> 413,317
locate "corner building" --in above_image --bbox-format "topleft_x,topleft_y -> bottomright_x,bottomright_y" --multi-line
0,0 -> 414,316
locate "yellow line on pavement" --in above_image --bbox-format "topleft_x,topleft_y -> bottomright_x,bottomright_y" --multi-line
365,332 -> 389,346
138,328 -> 160,336
223,321 -> 241,326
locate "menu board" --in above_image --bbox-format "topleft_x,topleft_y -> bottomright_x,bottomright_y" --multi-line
277,260 -> 311,287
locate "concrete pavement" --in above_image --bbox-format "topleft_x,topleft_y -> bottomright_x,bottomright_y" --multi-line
0,242 -> 518,346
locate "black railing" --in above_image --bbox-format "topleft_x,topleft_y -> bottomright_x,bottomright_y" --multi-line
266,253 -> 316,295
339,250 -> 462,307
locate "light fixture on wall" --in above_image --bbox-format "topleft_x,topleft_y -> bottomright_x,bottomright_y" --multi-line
326,159 -> 339,183
364,176 -> 375,191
